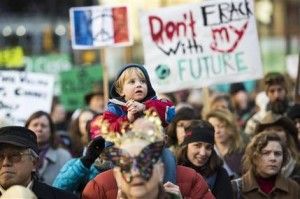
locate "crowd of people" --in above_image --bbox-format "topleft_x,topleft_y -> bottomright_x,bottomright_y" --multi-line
1,63 -> 300,198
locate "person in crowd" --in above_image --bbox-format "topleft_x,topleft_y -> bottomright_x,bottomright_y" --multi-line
202,92 -> 234,121
91,63 -> 176,183
210,94 -> 234,113
287,103 -> 300,146
255,111 -> 300,184
84,90 -> 105,114
95,63 -> 175,134
231,131 -> 300,198
51,96 -> 68,134
186,89 -> 203,117
50,96 -> 71,151
69,109 -> 98,157
0,126 -> 78,199
229,82 -> 255,129
82,113 -> 215,199
206,109 -> 245,178
53,136 -> 112,195
25,111 -> 72,185
166,105 -> 199,155
0,185 -> 37,199
245,72 -> 290,136
177,120 -> 233,198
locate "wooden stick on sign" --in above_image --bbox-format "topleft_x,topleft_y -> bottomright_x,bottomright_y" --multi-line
100,49 -> 109,105
295,53 -> 300,103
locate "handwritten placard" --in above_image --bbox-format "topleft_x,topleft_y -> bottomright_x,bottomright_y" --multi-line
0,71 -> 54,125
140,0 -> 263,93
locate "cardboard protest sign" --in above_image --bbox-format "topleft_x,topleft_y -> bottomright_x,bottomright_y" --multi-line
140,0 -> 263,93
70,5 -> 132,49
59,65 -> 103,111
0,71 -> 54,125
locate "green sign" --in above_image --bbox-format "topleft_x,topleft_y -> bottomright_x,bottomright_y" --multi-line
60,65 -> 103,111
25,53 -> 72,73
25,53 -> 72,95
260,38 -> 286,73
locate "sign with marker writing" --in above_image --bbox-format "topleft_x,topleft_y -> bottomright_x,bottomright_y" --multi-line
140,0 -> 263,93
70,5 -> 132,49
0,71 -> 54,125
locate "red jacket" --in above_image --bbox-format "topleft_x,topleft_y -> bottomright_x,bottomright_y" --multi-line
90,98 -> 175,139
82,166 -> 215,199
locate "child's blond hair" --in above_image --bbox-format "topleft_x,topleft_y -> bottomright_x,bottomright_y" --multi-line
115,67 -> 146,96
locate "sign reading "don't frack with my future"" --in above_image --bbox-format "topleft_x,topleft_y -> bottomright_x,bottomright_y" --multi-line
140,0 -> 263,93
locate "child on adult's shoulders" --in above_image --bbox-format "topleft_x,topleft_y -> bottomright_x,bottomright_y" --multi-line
91,63 -> 175,137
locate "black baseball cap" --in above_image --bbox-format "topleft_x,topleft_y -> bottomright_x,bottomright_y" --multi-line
0,126 -> 38,154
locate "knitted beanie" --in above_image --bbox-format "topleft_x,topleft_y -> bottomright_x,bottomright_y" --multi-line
181,120 -> 214,146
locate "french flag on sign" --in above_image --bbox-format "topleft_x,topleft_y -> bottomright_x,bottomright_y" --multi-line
70,5 -> 132,49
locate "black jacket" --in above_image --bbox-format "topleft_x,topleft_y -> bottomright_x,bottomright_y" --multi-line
32,181 -> 78,199
212,167 -> 234,199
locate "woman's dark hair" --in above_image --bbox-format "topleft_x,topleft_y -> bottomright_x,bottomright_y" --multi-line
69,109 -> 98,157
176,145 -> 223,177
25,110 -> 58,148
166,106 -> 198,146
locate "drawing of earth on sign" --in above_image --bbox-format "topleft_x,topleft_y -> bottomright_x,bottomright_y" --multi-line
155,64 -> 171,80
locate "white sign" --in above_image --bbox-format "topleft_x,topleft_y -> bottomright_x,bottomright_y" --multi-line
0,71 -> 54,125
70,5 -> 132,49
140,0 -> 263,93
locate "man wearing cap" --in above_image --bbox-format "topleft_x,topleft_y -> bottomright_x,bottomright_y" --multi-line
245,72 -> 291,136
0,126 -> 78,199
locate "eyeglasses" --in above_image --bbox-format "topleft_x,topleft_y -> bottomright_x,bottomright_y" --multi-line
0,151 -> 32,165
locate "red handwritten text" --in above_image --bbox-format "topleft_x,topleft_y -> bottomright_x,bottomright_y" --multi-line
210,21 -> 248,53
149,11 -> 196,44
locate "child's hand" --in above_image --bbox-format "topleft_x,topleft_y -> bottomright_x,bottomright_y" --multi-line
164,181 -> 182,198
126,100 -> 145,122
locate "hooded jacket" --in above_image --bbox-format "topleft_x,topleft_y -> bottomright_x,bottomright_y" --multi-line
101,63 -> 175,132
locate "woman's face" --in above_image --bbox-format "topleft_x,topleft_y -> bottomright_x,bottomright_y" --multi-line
176,120 -> 191,145
27,115 -> 51,146
211,99 -> 229,110
113,139 -> 164,199
79,111 -> 94,144
187,141 -> 213,167
255,141 -> 283,178
208,117 -> 230,144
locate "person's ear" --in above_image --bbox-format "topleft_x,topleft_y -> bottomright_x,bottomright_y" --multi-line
31,157 -> 39,172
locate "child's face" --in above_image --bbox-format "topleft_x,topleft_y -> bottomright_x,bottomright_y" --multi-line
121,71 -> 148,101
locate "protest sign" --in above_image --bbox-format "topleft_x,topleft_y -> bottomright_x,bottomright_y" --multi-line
70,5 -> 132,49
59,65 -> 103,111
25,53 -> 72,95
0,71 -> 54,125
140,0 -> 263,93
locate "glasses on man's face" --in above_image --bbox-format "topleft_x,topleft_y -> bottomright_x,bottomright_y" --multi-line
0,151 -> 32,165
